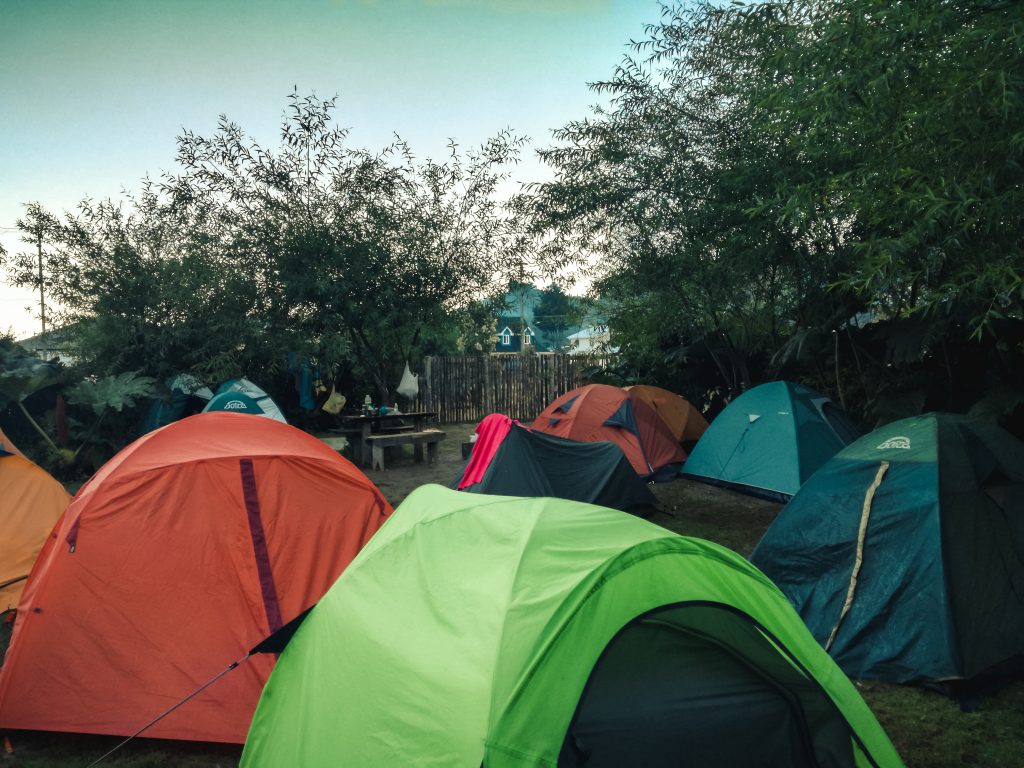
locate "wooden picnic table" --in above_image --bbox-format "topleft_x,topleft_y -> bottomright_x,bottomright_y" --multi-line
338,411 -> 438,467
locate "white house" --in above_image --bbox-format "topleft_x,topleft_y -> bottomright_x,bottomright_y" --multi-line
567,325 -> 614,355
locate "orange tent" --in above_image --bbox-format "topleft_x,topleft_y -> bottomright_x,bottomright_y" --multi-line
0,452 -> 70,612
624,385 -> 709,445
532,384 -> 686,477
0,412 -> 391,743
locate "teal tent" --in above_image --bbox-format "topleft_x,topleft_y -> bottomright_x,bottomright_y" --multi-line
208,378 -> 286,423
751,413 -> 1024,687
682,381 -> 859,500
202,391 -> 267,418
242,485 -> 902,767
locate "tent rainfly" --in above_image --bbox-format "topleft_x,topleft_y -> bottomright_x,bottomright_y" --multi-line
454,414 -> 656,513
532,384 -> 686,479
682,381 -> 860,500
0,412 -> 391,743
206,378 -> 287,423
242,485 -> 903,768
0,451 -> 70,612
752,413 -> 1024,688
623,385 -> 709,447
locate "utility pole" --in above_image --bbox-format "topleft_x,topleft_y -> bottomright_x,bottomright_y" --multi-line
37,231 -> 46,337
517,263 -> 527,354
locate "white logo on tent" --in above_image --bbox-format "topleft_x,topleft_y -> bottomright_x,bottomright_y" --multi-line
224,400 -> 249,410
877,436 -> 911,450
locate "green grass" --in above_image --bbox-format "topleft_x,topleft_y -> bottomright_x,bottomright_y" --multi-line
860,681 -> 1024,768
1,732 -> 240,768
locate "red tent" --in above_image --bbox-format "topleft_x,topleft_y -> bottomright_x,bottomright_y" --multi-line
624,385 -> 709,445
531,384 -> 686,477
0,413 -> 391,743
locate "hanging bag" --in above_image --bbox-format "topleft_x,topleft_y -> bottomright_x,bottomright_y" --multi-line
396,362 -> 419,400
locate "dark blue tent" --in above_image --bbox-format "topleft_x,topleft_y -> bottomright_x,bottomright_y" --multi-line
751,413 -> 1024,687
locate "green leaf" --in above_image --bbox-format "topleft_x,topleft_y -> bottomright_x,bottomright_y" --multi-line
65,371 -> 158,415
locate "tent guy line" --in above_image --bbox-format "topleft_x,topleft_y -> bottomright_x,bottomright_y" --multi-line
84,655 -> 252,768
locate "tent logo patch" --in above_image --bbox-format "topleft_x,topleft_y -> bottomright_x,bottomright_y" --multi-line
224,400 -> 249,410
877,436 -> 911,450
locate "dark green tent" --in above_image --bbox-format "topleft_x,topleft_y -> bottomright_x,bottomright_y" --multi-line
683,381 -> 859,500
751,413 -> 1024,687
453,419 -> 656,514
242,486 -> 903,767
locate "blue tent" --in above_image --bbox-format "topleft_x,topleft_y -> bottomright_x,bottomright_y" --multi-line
751,413 -> 1024,687
682,381 -> 859,500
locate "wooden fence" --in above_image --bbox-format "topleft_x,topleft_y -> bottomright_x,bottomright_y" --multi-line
412,354 -> 618,424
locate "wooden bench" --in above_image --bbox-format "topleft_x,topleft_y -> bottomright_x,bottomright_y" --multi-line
365,429 -> 446,471
377,423 -> 415,434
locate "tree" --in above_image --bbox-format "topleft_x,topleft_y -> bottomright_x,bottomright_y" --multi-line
2,190 -> 282,386
526,0 -> 1024,420
163,92 -> 527,400
526,1 -> 849,395
7,203 -> 61,337
723,0 -> 1024,338
2,92 -> 527,403
533,284 -> 574,334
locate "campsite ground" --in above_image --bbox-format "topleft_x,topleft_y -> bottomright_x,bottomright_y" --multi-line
1,422 -> 1022,767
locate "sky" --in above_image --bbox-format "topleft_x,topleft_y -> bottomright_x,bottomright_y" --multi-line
0,0 -> 665,340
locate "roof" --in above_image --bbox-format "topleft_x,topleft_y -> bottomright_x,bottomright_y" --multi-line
567,325 -> 608,340
494,316 -> 550,353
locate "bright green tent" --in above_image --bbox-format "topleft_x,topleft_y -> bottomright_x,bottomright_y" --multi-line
242,485 -> 901,767
683,381 -> 860,500
752,413 -> 1024,687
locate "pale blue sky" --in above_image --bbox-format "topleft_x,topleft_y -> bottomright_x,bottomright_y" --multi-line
0,0 -> 664,338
